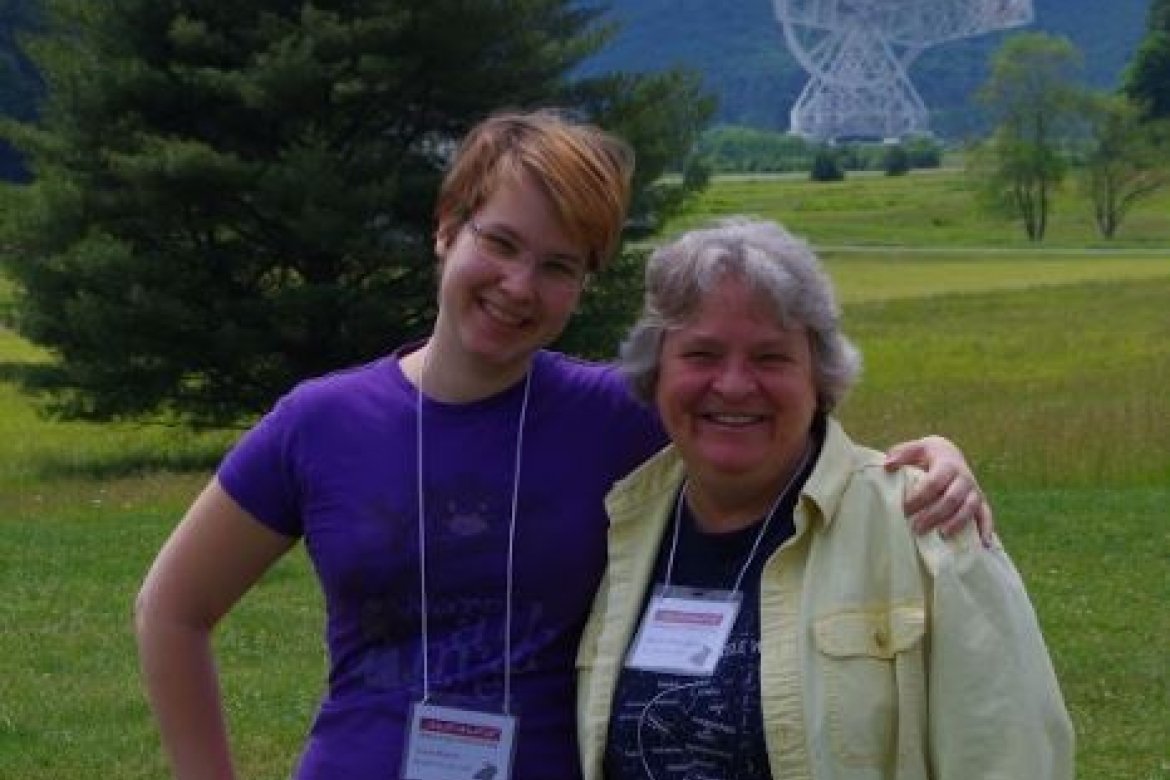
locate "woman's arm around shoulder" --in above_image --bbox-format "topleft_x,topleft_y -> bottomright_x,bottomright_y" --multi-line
885,435 -> 994,543
918,528 -> 1075,779
134,478 -> 297,780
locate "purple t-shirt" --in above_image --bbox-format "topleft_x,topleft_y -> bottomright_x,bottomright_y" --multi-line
218,349 -> 664,779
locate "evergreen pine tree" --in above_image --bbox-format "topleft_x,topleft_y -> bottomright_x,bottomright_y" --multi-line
1124,0 -> 1170,119
1,0 -> 713,425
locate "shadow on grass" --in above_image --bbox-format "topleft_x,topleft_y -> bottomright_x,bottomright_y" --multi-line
1,360 -> 237,480
33,445 -> 228,481
0,360 -> 36,383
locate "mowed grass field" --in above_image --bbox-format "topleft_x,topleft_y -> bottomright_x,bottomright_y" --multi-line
667,168 -> 1170,249
2,169 -> 1169,778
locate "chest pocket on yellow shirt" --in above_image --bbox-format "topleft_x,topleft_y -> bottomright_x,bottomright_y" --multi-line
813,606 -> 925,766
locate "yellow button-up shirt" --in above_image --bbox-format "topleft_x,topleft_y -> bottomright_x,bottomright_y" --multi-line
577,418 -> 1074,779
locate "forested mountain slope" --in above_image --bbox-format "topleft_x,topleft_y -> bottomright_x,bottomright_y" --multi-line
0,0 -> 1152,147
580,0 -> 1150,137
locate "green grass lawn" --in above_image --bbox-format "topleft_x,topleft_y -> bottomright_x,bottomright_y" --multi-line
2,169 -> 1168,778
824,251 -> 1170,304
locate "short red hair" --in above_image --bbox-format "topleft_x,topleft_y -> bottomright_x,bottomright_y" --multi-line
435,110 -> 634,271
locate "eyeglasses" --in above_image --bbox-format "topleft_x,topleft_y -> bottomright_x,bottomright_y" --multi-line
468,220 -> 590,290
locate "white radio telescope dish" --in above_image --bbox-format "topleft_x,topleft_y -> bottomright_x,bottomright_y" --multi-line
774,0 -> 1033,141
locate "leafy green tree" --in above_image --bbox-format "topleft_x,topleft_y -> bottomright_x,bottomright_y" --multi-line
0,0 -> 713,426
1079,93 -> 1170,239
1124,0 -> 1170,119
972,33 -> 1085,241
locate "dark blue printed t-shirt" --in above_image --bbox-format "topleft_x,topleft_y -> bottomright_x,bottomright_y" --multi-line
603,452 -> 814,780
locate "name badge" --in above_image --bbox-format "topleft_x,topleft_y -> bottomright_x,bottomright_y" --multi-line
401,703 -> 517,780
624,586 -> 742,676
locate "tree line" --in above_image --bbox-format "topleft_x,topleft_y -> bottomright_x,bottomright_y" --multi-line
690,128 -> 941,176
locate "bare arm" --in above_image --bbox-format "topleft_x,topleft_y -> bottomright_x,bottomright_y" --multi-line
134,478 -> 296,780
884,435 -> 994,544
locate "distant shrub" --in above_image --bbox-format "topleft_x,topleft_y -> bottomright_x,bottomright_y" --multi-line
904,136 -> 942,168
883,144 -> 911,176
810,149 -> 845,181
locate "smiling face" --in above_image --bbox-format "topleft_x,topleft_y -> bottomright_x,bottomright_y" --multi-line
430,172 -> 587,385
655,275 -> 818,509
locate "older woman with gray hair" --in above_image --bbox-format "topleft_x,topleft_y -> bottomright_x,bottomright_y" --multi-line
576,218 -> 1074,779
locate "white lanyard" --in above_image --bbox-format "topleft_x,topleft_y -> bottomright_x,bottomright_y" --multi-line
663,440 -> 811,595
414,360 -> 532,714
624,442 -> 811,677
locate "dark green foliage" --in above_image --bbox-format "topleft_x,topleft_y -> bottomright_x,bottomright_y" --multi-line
681,153 -> 711,192
554,244 -> 648,361
1125,35 -> 1170,119
0,0 -> 713,426
831,145 -> 862,172
695,125 -> 813,172
1154,0 -> 1170,29
696,126 -> 943,174
567,68 -> 715,230
882,145 -> 910,176
1123,0 -> 1170,119
809,148 -> 844,182
1078,94 -> 1170,239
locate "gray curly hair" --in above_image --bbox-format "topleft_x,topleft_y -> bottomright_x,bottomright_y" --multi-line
619,217 -> 861,413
